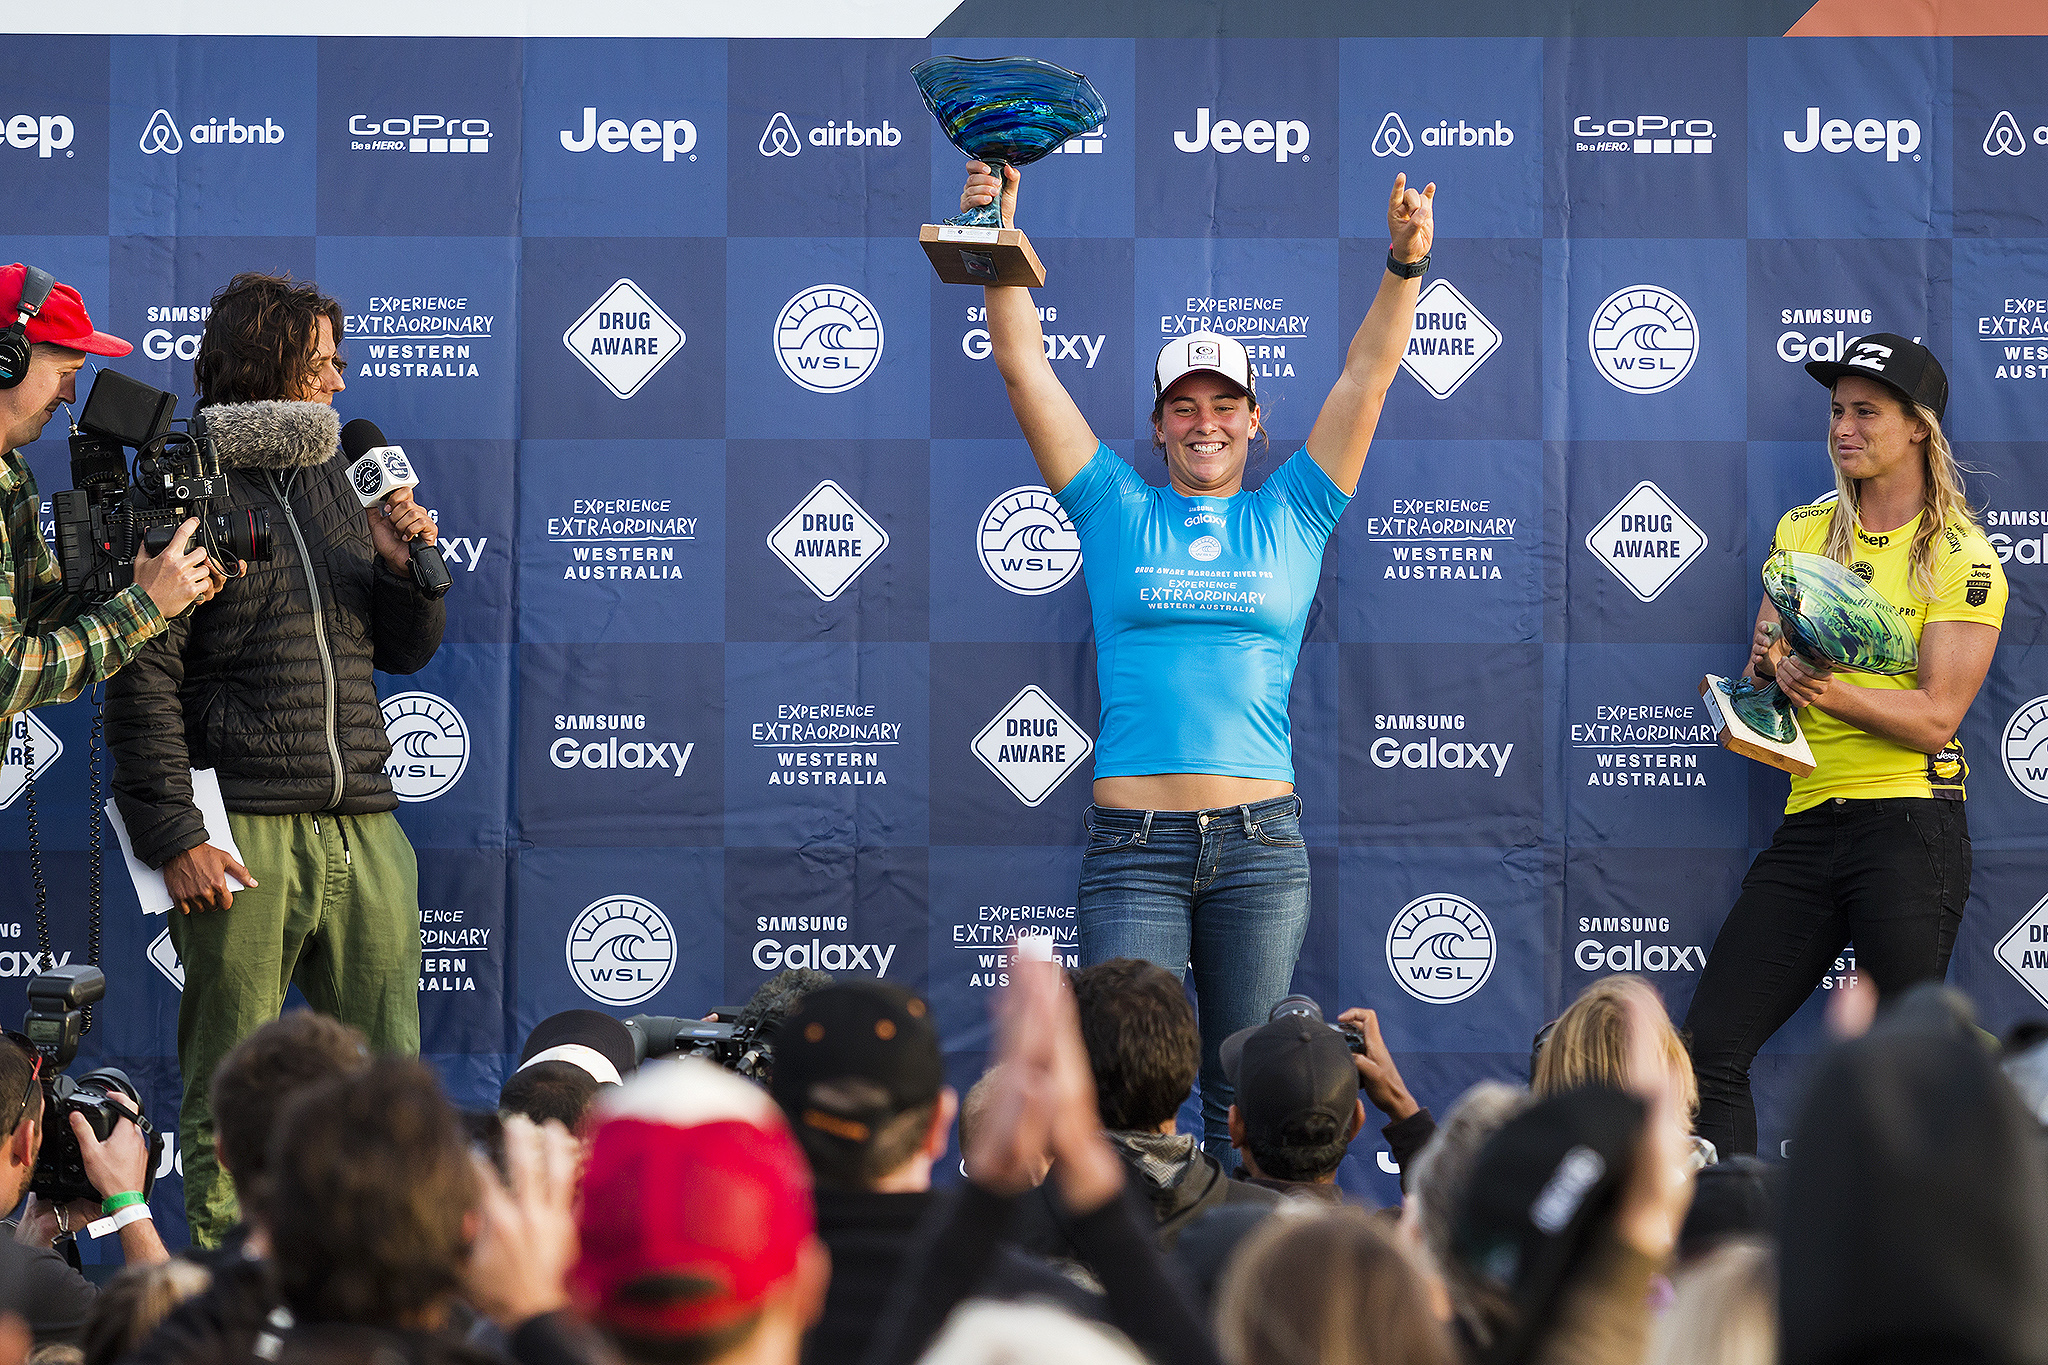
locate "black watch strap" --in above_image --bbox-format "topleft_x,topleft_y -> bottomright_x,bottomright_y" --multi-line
1386,251 -> 1429,279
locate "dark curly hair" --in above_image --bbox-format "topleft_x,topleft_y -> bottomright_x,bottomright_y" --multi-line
266,1057 -> 478,1326
1071,957 -> 1201,1132
193,271 -> 343,407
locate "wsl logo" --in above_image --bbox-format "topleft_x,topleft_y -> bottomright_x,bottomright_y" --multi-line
979,487 -> 1081,595
380,691 -> 469,802
1386,893 -> 1495,1005
775,286 -> 883,394
567,895 -> 676,1007
1588,285 -> 1699,395
2005,696 -> 2048,804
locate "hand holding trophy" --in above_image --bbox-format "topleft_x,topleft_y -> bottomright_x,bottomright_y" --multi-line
913,55 -> 1108,286
1702,549 -> 1921,776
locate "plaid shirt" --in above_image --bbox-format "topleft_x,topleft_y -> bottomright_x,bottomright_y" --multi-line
1,449 -> 165,718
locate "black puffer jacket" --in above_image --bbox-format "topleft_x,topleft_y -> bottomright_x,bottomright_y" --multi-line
109,401 -> 444,868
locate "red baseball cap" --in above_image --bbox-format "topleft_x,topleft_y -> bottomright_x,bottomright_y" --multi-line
572,1059 -> 816,1341
0,263 -> 131,357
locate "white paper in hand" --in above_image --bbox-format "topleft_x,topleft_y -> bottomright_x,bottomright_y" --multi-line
105,769 -> 251,915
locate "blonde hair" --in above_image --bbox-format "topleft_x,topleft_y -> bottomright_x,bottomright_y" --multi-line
1821,395 -> 1980,602
81,1259 -> 213,1365
1648,1239 -> 1776,1365
1217,1206 -> 1455,1365
1533,975 -> 1698,1124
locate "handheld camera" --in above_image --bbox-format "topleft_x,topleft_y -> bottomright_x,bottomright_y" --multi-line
22,965 -> 162,1205
51,369 -> 271,605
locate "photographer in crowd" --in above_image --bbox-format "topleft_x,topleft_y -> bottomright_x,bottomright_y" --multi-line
0,1034 -> 168,1346
1222,1002 -> 1438,1201
108,271 -> 446,1247
765,981 -> 1084,1364
0,264 -> 215,719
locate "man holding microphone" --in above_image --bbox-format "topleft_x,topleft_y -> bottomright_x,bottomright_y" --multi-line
108,271 -> 447,1246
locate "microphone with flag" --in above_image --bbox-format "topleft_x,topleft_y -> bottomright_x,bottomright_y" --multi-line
340,419 -> 453,597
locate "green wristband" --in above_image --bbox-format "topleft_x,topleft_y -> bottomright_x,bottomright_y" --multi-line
101,1191 -> 146,1213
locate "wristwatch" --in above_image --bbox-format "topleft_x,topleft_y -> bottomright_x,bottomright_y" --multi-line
1386,251 -> 1429,280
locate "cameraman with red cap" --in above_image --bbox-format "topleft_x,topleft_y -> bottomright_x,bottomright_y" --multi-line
0,263 -> 216,719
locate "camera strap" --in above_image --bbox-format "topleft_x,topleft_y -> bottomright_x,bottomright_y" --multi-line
21,689 -> 106,1033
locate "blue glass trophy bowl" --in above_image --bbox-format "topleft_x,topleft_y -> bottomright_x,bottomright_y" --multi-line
1706,549 -> 1920,770
914,55 -> 1107,285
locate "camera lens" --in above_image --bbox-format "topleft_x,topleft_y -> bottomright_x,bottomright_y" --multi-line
212,506 -> 273,563
1269,994 -> 1324,1024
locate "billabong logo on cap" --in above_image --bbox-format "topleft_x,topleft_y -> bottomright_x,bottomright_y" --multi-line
1847,340 -> 1893,372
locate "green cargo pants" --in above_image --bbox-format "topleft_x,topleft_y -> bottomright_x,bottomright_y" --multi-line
167,809 -> 421,1247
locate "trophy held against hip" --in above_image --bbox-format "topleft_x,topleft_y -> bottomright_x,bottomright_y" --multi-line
913,55 -> 1108,287
1701,549 -> 1920,777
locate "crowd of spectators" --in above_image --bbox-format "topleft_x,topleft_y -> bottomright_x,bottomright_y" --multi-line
3,953 -> 2045,1365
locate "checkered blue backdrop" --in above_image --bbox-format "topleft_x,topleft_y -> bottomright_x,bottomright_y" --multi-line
2,34 -> 2047,1239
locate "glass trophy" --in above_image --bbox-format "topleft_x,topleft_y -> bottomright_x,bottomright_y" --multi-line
1701,549 -> 1921,776
913,55 -> 1108,287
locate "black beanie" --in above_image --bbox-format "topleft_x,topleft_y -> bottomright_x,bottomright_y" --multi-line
1779,984 -> 2048,1365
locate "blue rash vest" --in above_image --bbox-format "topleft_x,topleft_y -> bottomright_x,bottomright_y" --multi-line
1054,442 -> 1351,783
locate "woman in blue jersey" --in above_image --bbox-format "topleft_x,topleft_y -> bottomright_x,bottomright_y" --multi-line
962,162 -> 1434,1157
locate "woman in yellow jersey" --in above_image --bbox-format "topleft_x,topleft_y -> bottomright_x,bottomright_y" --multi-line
1683,334 -> 2007,1157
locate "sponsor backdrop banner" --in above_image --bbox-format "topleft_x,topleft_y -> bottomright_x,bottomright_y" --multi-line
2,35 -> 2045,1230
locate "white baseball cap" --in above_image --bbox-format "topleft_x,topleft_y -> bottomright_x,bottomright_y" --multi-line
1154,331 -> 1256,402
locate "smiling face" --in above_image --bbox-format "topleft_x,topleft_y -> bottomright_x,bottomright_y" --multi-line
1829,374 -> 1928,486
1154,373 -> 1258,496
0,344 -> 86,456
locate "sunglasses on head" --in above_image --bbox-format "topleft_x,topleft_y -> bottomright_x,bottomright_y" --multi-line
3,1031 -> 41,1134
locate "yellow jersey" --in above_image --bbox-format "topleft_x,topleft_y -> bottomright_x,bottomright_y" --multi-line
1770,501 -> 2008,814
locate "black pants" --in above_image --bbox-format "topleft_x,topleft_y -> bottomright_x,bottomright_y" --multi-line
1683,796 -> 1971,1157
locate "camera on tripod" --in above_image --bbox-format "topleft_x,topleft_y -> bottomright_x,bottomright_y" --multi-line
21,964 -> 161,1205
51,369 -> 271,605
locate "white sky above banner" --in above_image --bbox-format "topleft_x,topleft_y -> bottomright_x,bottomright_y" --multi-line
12,0 -> 968,36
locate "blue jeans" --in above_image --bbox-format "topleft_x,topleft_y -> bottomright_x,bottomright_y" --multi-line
1078,794 -> 1312,1163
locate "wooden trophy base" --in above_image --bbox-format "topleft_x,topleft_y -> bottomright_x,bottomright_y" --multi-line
920,224 -> 1046,286
1701,675 -> 1816,777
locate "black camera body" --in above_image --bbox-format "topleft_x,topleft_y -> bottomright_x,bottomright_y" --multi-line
23,964 -> 161,1205
625,1008 -> 776,1081
1269,993 -> 1368,1056
51,369 -> 271,604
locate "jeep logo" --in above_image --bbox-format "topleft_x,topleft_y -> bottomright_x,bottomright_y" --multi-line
1172,108 -> 1309,162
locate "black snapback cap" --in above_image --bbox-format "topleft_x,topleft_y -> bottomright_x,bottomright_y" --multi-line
1804,331 -> 1948,421
769,980 -> 943,1145
1220,1017 -> 1360,1151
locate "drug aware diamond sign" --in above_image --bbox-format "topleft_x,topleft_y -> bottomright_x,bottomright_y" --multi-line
0,711 -> 62,810
769,480 -> 889,601
1400,279 -> 1501,399
564,278 -> 685,399
974,686 -> 1093,807
1997,894 -> 2048,1011
1586,481 -> 1707,603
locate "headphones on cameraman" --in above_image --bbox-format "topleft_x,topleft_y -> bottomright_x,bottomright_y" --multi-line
0,266 -> 57,390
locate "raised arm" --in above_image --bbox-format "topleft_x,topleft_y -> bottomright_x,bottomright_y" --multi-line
1303,174 -> 1435,495
963,161 -> 1099,494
